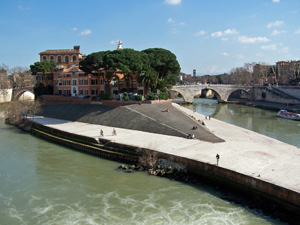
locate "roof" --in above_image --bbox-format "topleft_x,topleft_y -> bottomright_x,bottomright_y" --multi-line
61,65 -> 84,73
39,49 -> 81,55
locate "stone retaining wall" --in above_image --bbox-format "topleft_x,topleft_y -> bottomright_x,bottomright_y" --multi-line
29,121 -> 300,215
39,95 -> 172,106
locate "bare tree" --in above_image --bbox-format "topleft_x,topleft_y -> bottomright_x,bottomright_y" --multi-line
5,100 -> 41,126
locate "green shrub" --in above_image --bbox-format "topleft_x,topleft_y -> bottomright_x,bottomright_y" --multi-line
135,95 -> 142,101
148,92 -> 156,100
159,91 -> 169,100
123,92 -> 130,101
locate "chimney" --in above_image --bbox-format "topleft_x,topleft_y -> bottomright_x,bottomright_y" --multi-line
74,46 -> 80,52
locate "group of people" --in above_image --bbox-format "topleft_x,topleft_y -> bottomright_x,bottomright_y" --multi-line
100,128 -> 117,137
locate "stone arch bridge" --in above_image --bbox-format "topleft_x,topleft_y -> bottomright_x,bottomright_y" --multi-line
170,85 -> 253,103
11,87 -> 34,101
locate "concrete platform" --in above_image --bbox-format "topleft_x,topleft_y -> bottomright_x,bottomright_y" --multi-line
29,103 -> 300,194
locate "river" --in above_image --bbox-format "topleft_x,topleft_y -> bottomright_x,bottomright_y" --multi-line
0,102 -> 287,224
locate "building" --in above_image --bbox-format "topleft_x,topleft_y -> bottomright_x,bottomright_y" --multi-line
39,46 -> 83,66
35,45 -> 145,98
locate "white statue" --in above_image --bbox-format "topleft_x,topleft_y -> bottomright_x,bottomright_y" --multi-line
117,40 -> 122,50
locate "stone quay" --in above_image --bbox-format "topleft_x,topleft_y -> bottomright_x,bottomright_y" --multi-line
28,103 -> 300,218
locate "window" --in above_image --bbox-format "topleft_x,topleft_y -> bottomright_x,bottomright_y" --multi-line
85,89 -> 88,96
73,87 -> 77,94
100,79 -> 103,85
57,74 -> 62,78
100,90 -> 104,95
84,79 -> 88,85
65,56 -> 69,64
91,79 -> 97,85
79,89 -> 83,95
63,80 -> 66,86
58,81 -> 62,86
125,77 -> 130,88
73,55 -> 77,62
112,78 -> 117,87
42,56 -> 47,62
63,90 -> 66,95
67,90 -> 71,95
92,89 -> 97,95
67,80 -> 71,85
57,56 -> 62,63
50,56 -> 54,61
58,90 -> 62,95
72,80 -> 77,85
79,79 -> 83,85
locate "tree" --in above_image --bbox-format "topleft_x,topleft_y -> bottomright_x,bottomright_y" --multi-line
138,68 -> 158,96
30,61 -> 56,75
79,51 -> 111,73
33,82 -> 47,97
142,48 -> 180,90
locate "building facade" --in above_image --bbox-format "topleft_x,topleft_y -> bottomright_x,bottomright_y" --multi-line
35,46 -> 145,98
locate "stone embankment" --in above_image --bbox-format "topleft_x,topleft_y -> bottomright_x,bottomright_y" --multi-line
27,102 -> 300,221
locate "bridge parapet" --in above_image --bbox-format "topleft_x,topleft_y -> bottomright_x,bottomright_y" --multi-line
170,85 -> 253,103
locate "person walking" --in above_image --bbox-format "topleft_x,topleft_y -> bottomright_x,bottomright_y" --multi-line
216,154 -> 220,166
100,129 -> 104,137
112,128 -> 117,136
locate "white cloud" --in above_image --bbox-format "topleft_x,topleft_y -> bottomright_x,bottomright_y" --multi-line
295,28 -> 300,34
237,36 -> 270,44
211,31 -> 223,37
168,18 -> 175,23
261,44 -> 277,50
72,27 -> 78,31
267,20 -> 284,28
79,29 -> 91,36
195,30 -> 206,36
164,0 -> 181,5
221,52 -> 229,56
224,29 -> 238,35
179,22 -> 186,26
211,28 -> 238,37
271,29 -> 285,35
221,37 -> 229,41
272,0 -> 280,2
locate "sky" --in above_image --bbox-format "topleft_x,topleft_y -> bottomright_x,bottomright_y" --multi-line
1,0 -> 300,75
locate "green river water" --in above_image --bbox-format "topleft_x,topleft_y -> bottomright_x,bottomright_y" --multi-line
0,100 -> 294,224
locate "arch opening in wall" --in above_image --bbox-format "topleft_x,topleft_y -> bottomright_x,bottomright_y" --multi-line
65,56 -> 69,64
169,90 -> 184,102
14,90 -> 35,101
228,89 -> 251,101
72,55 -> 77,63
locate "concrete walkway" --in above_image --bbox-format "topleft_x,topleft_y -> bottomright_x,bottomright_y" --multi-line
30,103 -> 300,194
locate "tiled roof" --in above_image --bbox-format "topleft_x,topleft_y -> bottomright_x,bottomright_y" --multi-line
61,65 -> 84,73
39,49 -> 81,55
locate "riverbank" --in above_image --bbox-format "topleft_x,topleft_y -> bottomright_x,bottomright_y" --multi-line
26,103 -> 300,222
229,98 -> 300,112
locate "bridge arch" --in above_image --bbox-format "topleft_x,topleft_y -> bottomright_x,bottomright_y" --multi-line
13,89 -> 35,101
170,85 -> 253,103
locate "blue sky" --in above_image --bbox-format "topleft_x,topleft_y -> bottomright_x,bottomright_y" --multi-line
1,0 -> 300,75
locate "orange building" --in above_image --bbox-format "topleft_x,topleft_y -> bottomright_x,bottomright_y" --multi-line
36,45 -> 145,98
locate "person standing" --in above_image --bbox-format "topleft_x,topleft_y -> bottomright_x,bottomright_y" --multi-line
216,154 -> 220,165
